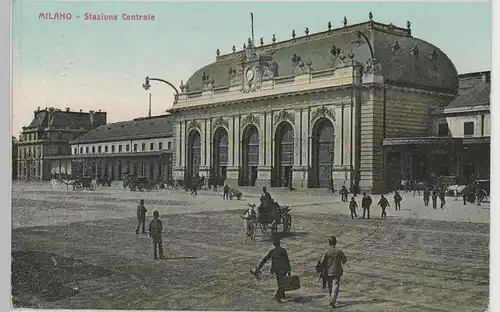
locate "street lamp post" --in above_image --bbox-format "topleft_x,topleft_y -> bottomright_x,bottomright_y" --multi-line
142,76 -> 180,107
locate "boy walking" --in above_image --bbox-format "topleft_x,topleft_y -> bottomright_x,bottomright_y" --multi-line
136,199 -> 147,234
149,211 -> 165,260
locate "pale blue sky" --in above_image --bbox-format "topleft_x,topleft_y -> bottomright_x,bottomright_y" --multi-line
12,1 -> 492,135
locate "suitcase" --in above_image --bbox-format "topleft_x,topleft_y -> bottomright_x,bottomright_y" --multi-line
283,275 -> 301,291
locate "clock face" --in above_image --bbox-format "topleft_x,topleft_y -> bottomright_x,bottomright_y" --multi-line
246,68 -> 255,82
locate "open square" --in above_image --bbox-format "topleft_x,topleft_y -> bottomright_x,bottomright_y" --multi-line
12,183 -> 489,311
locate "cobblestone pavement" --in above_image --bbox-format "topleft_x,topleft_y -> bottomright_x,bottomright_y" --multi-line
11,183 -> 490,311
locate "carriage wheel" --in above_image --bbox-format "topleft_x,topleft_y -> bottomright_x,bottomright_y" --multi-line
139,186 -> 144,192
89,183 -> 96,191
283,214 -> 292,233
74,183 -> 83,191
260,223 -> 268,233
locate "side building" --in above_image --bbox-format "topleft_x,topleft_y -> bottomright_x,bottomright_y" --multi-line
383,71 -> 490,189
17,107 -> 107,180
61,115 -> 175,181
12,136 -> 18,180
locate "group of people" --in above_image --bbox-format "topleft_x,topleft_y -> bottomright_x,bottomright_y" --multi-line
253,234 -> 348,308
347,192 -> 392,219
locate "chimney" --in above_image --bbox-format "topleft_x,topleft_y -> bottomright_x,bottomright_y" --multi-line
47,107 -> 55,126
482,72 -> 490,84
89,110 -> 95,128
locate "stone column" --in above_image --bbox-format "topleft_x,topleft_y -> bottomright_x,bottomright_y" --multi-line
200,120 -> 207,168
258,114 -> 265,167
292,109 -> 305,188
234,116 -> 241,167
206,120 -> 212,173
228,117 -> 234,166
226,117 -> 239,184
176,122 -> 182,167
265,113 -> 273,166
256,113 -> 273,186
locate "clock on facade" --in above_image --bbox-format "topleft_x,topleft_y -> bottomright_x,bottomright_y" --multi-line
246,68 -> 255,82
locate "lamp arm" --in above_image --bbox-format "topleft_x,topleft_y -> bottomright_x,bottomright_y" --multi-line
148,78 -> 180,97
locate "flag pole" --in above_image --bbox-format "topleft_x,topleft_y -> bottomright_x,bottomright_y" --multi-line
251,13 -> 255,47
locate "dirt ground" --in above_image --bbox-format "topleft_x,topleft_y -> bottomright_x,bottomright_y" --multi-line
11,183 -> 490,311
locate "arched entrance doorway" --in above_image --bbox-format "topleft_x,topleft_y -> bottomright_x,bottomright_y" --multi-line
274,122 -> 294,187
241,125 -> 259,186
212,127 -> 228,182
311,118 -> 335,188
186,130 -> 201,179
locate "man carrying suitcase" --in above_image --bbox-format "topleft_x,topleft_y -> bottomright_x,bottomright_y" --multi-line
318,236 -> 348,308
253,237 -> 292,303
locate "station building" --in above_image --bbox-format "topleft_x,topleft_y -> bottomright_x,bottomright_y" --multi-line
383,71 -> 490,189
65,115 -> 175,181
169,17 -> 463,193
16,107 -> 107,180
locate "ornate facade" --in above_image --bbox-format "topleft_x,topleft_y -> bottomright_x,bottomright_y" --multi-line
17,107 -> 107,180
170,19 -> 459,193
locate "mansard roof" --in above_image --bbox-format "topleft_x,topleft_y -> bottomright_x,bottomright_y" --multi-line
23,107 -> 107,131
185,20 -> 458,94
70,114 -> 174,144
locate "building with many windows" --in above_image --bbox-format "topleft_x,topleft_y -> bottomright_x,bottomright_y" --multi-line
170,18 -> 460,192
16,107 -> 107,180
383,71 -> 490,189
56,115 -> 174,181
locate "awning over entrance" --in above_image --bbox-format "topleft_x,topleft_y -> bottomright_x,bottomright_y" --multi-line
44,150 -> 174,160
382,136 -> 489,147
383,137 -> 457,146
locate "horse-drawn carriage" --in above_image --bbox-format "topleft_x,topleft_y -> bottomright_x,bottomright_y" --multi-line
248,201 -> 292,234
123,175 -> 153,192
73,177 -> 96,191
228,187 -> 242,200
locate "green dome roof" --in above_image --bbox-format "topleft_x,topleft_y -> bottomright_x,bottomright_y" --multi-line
185,21 -> 458,94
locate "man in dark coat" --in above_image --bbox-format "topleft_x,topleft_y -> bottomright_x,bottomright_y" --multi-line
136,199 -> 147,234
253,238 -> 292,303
431,189 -> 438,209
378,195 -> 390,218
361,192 -> 372,219
149,210 -> 165,260
394,191 -> 402,211
318,236 -> 348,308
439,190 -> 446,209
349,197 -> 358,219
423,188 -> 430,207
341,186 -> 348,202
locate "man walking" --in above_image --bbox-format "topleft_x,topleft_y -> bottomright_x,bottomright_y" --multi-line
431,189 -> 438,209
378,195 -> 390,218
439,190 -> 446,209
361,192 -> 372,219
190,179 -> 198,195
349,197 -> 358,219
341,186 -> 348,202
223,184 -> 230,200
423,188 -> 430,207
149,211 -> 165,260
253,238 -> 292,303
136,199 -> 147,234
394,191 -> 402,211
318,236 -> 348,308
